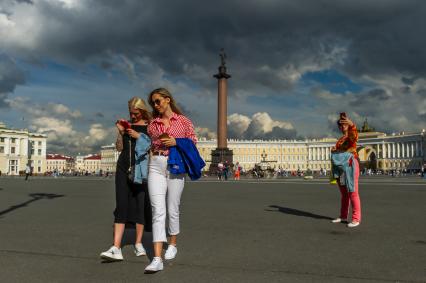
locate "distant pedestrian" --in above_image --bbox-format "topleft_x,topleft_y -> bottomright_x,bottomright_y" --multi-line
217,162 -> 224,180
100,96 -> 152,262
223,161 -> 229,181
234,162 -> 241,180
25,165 -> 31,181
330,113 -> 361,228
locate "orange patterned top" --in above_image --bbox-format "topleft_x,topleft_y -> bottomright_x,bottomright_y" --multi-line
335,124 -> 359,159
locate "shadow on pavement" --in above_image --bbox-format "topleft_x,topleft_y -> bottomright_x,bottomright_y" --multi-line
0,193 -> 65,218
266,205 -> 333,220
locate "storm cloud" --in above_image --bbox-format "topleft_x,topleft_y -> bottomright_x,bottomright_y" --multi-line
0,54 -> 25,107
0,0 -> 425,153
2,0 -> 426,85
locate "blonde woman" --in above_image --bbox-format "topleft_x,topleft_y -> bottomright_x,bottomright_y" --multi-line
100,97 -> 152,261
144,88 -> 197,273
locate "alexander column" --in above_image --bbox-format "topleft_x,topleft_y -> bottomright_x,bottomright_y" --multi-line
210,49 -> 233,173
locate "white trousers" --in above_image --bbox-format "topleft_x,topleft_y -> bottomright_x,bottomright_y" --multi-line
148,155 -> 185,243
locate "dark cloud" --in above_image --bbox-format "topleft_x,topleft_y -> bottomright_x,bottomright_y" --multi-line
2,0 -> 426,138
15,0 -> 33,4
4,0 -> 426,89
100,61 -> 112,70
0,54 -> 26,108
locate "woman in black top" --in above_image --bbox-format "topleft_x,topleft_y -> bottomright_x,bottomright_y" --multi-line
100,97 -> 152,262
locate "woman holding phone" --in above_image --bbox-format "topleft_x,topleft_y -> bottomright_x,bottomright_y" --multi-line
100,97 -> 152,261
144,88 -> 197,273
331,113 -> 362,228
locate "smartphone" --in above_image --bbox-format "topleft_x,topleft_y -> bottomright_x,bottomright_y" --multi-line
159,133 -> 170,139
118,120 -> 131,129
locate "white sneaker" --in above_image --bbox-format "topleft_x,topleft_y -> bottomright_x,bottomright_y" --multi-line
164,245 -> 177,260
145,257 -> 164,273
134,243 -> 146,256
331,218 -> 347,223
100,246 -> 123,261
347,222 -> 360,228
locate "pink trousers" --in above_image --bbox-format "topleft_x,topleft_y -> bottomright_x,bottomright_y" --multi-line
337,159 -> 361,223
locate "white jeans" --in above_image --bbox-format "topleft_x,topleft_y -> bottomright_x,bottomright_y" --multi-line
148,155 -> 185,243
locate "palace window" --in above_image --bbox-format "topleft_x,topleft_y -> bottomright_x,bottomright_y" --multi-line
0,137 -> 4,142
11,147 -> 15,154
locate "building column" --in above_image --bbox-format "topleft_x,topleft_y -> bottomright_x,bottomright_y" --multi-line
415,141 -> 419,157
391,143 -> 395,159
387,143 -> 391,159
382,143 -> 386,159
401,142 -> 405,158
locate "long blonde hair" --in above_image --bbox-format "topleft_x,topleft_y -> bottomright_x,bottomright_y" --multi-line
148,88 -> 183,118
128,97 -> 152,122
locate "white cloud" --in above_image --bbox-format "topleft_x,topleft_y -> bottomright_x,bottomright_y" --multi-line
195,127 -> 216,140
228,112 -> 296,140
8,96 -> 82,119
227,113 -> 251,137
30,117 -> 115,154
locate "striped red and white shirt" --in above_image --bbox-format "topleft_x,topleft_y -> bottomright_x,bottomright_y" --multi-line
148,112 -> 197,155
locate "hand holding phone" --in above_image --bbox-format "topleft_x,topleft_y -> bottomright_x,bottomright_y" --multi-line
159,133 -> 170,139
118,119 -> 131,129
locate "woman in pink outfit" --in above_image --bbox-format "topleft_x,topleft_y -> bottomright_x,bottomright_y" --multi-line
331,113 -> 361,228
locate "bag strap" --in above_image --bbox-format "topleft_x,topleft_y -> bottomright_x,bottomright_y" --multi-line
128,138 -> 132,172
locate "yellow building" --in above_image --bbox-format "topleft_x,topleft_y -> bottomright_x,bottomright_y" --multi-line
197,138 -> 335,171
197,129 -> 425,172
46,154 -> 74,174
0,122 -> 47,175
83,154 -> 101,173
100,143 -> 119,173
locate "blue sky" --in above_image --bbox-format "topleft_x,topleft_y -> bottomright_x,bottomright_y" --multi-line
1,0 -> 425,154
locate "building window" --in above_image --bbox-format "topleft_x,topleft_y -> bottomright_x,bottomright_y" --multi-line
0,137 -> 4,142
11,147 -> 15,154
11,138 -> 16,143
0,146 -> 3,153
38,167 -> 41,172
38,149 -> 42,155
38,141 -> 42,146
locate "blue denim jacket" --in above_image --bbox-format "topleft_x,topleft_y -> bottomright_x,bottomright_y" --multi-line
133,133 -> 151,184
331,151 -> 357,192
